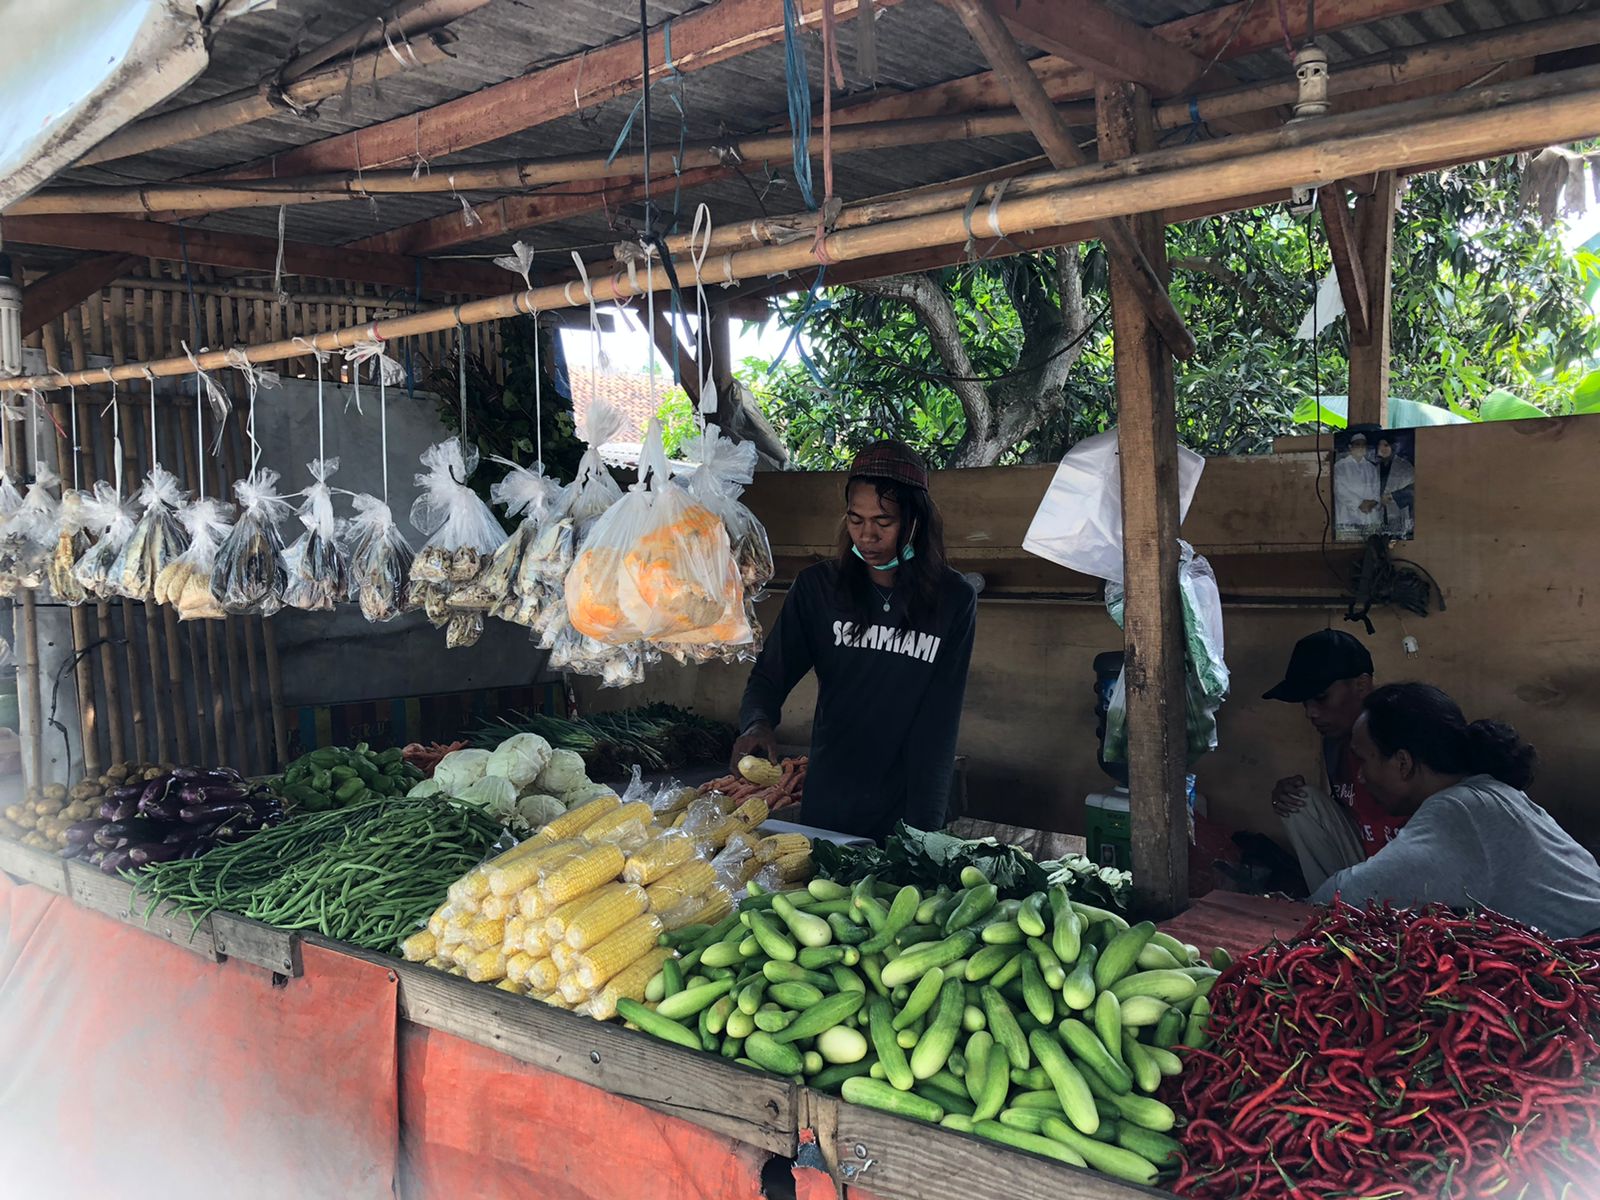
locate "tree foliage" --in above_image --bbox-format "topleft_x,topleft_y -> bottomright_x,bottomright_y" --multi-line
739,158 -> 1600,469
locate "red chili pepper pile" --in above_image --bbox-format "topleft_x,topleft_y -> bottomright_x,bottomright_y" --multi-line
1163,900 -> 1600,1199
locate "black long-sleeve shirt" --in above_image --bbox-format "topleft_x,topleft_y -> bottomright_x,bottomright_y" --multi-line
739,561 -> 977,840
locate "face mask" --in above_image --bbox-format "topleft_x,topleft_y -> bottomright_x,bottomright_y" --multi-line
853,543 -> 916,571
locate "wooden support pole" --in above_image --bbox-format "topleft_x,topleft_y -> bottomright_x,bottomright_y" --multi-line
650,308 -> 700,408
1097,80 -> 1189,917
108,289 -> 151,765
709,306 -> 736,428
947,0 -> 1197,360
1348,171 -> 1398,428
1318,183 -> 1372,344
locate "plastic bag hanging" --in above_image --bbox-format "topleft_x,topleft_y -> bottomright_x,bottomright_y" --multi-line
281,458 -> 349,612
408,439 -> 507,647
47,485 -> 92,605
565,419 -> 749,646
113,464 -> 189,601
156,498 -> 233,621
466,457 -> 561,627
682,424 -> 772,598
211,468 -> 292,615
344,493 -> 416,623
0,464 -> 61,596
527,397 -> 623,592
73,481 -> 137,600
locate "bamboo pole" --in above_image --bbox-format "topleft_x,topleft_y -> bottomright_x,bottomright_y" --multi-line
214,293 -> 252,772
108,288 -> 152,764
41,319 -> 101,777
132,285 -> 178,764
13,65 -> 1600,393
260,616 -> 289,770
75,34 -> 457,167
175,393 -> 223,767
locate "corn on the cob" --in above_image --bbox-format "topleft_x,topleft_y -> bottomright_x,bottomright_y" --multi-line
755,832 -> 810,864
495,978 -> 524,994
679,886 -> 734,930
446,965 -> 466,977
505,951 -> 537,986
579,801 -> 652,845
488,838 -> 584,897
534,793 -> 622,844
588,947 -> 676,1020
424,957 -> 451,970
573,912 -> 664,990
545,881 -> 622,942
515,884 -> 547,919
449,942 -> 477,969
771,850 -> 814,883
654,786 -> 696,817
447,868 -> 490,906
538,842 -> 626,907
670,810 -> 690,829
702,815 -> 751,852
730,794 -> 769,827
550,941 -> 577,973
425,905 -> 452,938
528,892 -> 589,952
644,859 -> 717,914
482,834 -> 563,871
527,989 -> 557,1006
466,947 -> 509,983
479,894 -> 511,921
504,914 -> 528,951
466,915 -> 504,952
527,955 -> 560,993
565,883 -> 648,950
623,833 -> 695,886
400,929 -> 439,962
557,974 -> 593,1006
439,912 -> 474,947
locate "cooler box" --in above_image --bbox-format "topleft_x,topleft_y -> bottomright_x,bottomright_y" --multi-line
1085,789 -> 1131,870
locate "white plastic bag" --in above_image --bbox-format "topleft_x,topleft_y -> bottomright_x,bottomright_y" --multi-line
0,466 -> 59,595
73,482 -> 137,600
47,487 -> 91,604
409,441 -> 507,646
157,497 -> 232,621
115,464 -> 188,601
1022,428 -> 1205,584
212,468 -> 292,615
344,493 -> 415,623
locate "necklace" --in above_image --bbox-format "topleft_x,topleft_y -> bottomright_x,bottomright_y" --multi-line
872,582 -> 894,613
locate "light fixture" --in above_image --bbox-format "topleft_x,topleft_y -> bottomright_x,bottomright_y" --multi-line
1287,42 -> 1332,214
0,254 -> 20,379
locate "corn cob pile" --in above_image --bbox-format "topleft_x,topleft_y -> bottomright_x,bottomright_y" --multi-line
655,783 -> 814,889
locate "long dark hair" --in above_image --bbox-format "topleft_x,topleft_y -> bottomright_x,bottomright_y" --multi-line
835,478 -> 948,629
1363,683 -> 1538,790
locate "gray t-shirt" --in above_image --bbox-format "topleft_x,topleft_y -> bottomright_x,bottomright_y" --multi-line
1311,774 -> 1600,938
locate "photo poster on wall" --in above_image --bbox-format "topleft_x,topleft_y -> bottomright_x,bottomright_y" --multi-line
1332,426 -> 1416,542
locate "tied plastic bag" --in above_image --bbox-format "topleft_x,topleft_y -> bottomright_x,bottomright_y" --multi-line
73,482 -> 137,600
114,465 -> 189,601
477,458 -> 562,627
156,498 -> 232,621
1022,428 -> 1205,584
47,487 -> 91,605
683,425 -> 773,599
211,468 -> 292,615
409,441 -> 507,647
566,420 -> 749,646
344,493 -> 415,623
282,458 -> 348,612
0,466 -> 60,595
527,400 -> 624,592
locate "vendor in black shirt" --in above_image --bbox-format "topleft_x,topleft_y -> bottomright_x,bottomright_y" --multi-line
733,441 -> 978,840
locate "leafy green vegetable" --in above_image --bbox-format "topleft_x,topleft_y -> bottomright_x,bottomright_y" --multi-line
813,823 -> 1131,912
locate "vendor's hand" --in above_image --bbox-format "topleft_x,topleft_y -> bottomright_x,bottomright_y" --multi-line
731,723 -> 778,771
1272,775 -> 1308,817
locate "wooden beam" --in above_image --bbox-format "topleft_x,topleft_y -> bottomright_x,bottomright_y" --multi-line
346,164 -> 732,256
1318,182 -> 1371,343
836,0 -> 1452,125
204,0 -> 901,183
1097,79 -> 1189,919
650,307 -> 700,408
1348,171 -> 1398,427
20,254 -> 136,337
1,216 -> 517,298
948,0 -> 1196,360
987,0 -> 1209,90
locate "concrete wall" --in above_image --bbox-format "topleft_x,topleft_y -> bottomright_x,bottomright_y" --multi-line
579,416 -> 1600,850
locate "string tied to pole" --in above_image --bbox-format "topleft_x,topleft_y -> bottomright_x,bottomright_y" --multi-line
181,341 -> 233,457
223,347 -> 279,475
293,336 -> 332,465
343,336 -> 403,415
98,375 -> 124,499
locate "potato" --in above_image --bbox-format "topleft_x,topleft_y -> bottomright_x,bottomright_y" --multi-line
23,787 -> 38,804
69,781 -> 96,800
143,768 -> 165,782
3,804 -> 20,823
106,764 -> 130,781
62,801 -> 89,821
32,801 -> 58,817
42,783 -> 68,803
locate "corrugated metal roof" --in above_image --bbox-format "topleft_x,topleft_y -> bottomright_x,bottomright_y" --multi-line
21,0 -> 1583,278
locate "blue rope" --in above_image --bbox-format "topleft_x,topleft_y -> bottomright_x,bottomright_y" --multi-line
783,0 -> 817,211
771,268 -> 830,388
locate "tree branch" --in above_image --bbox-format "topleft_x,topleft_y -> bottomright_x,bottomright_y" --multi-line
1169,255 -> 1289,336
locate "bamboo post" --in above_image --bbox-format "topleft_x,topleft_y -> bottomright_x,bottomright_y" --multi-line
41,318 -> 102,776
175,396 -> 223,766
1098,79 -> 1189,917
1348,171 -> 1398,428
108,288 -> 151,764
212,289 -> 251,772
12,400 -> 43,790
131,285 -> 176,763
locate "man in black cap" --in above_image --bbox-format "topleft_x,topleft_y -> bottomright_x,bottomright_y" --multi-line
732,441 -> 977,840
1264,629 -> 1407,892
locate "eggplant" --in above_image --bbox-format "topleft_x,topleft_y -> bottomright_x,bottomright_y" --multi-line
93,821 -> 131,848
108,799 -> 140,822
171,767 -> 202,781
138,776 -> 172,811
97,800 -> 120,821
161,827 -> 193,845
125,843 -> 181,867
198,784 -> 248,805
180,840 -> 213,859
204,768 -> 243,784
107,783 -> 144,804
99,850 -> 129,875
142,798 -> 182,822
59,841 -> 85,860
180,801 -> 251,824
65,819 -> 105,846
85,850 -> 107,867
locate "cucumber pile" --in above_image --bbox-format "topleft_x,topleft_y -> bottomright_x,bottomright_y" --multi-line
621,869 -> 1224,1187
272,744 -> 425,812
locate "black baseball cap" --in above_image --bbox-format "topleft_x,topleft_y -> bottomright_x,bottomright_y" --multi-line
1262,630 -> 1375,703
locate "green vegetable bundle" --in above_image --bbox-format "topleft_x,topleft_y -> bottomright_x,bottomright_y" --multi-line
272,743 -> 424,812
132,797 -> 504,950
627,873 -> 1220,1188
468,703 -> 734,779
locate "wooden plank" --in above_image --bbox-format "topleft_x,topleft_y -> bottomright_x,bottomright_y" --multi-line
947,0 -> 1196,361
64,860 -> 220,960
1348,170 -> 1398,427
371,950 -> 798,1155
1318,182 -> 1371,344
19,254 -> 137,338
832,1101 -> 1165,1200
211,911 -> 303,976
0,838 -> 69,893
1098,79 -> 1189,918
987,0 -> 1208,90
2,216 -> 519,298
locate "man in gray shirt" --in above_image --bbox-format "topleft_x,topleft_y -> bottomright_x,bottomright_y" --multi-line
1313,683 -> 1600,939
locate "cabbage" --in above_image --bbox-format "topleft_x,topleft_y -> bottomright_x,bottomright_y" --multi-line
486,732 -> 553,789
517,793 -> 566,829
562,781 -> 618,809
535,748 -> 589,795
455,775 -> 518,812
407,778 -> 443,799
433,748 -> 492,794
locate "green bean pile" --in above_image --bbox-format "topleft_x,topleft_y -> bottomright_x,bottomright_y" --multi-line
132,797 -> 505,950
